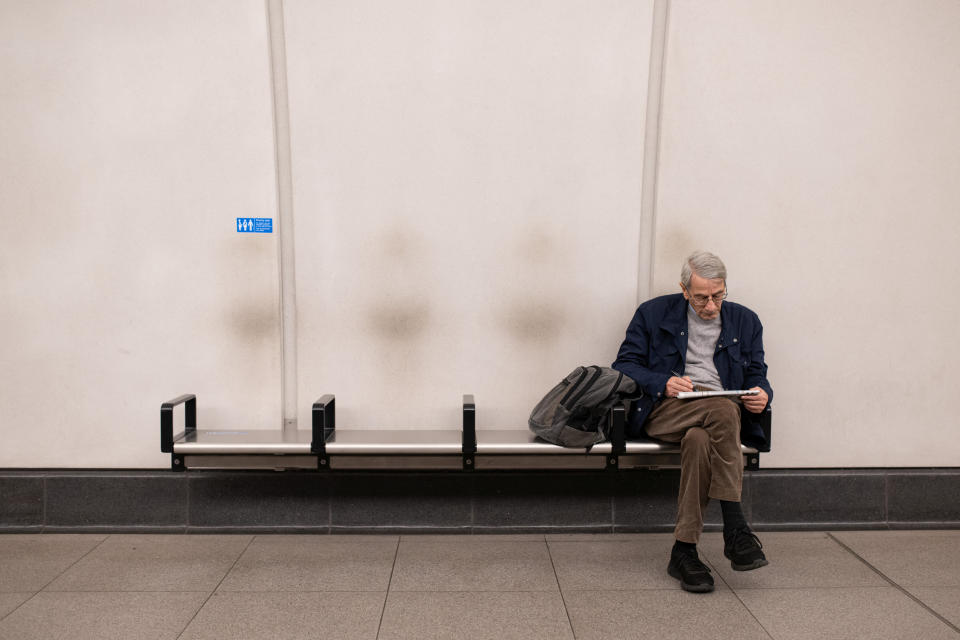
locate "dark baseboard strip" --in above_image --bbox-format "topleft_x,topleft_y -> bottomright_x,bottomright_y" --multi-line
2,468 -> 958,534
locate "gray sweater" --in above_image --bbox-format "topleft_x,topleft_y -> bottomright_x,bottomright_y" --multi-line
685,304 -> 722,390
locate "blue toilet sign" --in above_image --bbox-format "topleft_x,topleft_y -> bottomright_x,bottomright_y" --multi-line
236,218 -> 273,233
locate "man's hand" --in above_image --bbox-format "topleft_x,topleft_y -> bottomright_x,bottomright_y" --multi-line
742,387 -> 768,413
665,376 -> 694,398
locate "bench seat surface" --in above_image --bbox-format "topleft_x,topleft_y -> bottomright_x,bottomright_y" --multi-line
174,428 -> 757,456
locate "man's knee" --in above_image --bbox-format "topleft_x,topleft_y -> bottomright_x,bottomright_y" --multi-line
706,399 -> 740,433
681,426 -> 710,454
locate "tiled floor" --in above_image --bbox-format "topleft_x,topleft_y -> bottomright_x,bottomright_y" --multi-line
1,531 -> 958,639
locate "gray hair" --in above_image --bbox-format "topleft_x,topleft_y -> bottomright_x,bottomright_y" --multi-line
681,251 -> 727,288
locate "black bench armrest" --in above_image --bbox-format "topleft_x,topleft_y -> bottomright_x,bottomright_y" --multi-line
608,402 -> 626,455
160,394 -> 196,453
311,395 -> 336,454
741,404 -> 772,452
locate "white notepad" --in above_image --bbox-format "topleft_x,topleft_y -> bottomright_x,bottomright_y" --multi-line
677,389 -> 761,399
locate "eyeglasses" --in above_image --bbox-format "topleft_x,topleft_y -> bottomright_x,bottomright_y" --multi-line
689,291 -> 727,307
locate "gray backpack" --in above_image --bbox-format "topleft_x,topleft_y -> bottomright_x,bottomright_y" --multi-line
528,365 -> 638,448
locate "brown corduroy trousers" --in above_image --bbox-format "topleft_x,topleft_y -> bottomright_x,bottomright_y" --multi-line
643,396 -> 743,543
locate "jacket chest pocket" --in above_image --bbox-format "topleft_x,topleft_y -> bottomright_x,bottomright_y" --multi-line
651,334 -> 680,369
718,342 -> 746,388
723,342 -> 743,364
731,342 -> 758,370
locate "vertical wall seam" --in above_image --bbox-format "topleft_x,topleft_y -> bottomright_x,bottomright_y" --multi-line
42,475 -> 48,529
184,473 -> 191,529
637,0 -> 671,305
266,0 -> 299,434
883,471 -> 890,525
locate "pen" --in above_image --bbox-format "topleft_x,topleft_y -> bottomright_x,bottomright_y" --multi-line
672,370 -> 694,394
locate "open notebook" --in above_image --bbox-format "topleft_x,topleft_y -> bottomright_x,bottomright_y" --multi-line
677,389 -> 761,399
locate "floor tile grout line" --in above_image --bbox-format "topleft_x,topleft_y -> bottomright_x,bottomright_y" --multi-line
709,559 -> 777,640
375,536 -> 402,640
173,534 -> 257,640
826,532 -> 960,635
0,532 -> 113,624
0,592 -> 35,625
0,591 -> 38,626
13,590 -> 225,594
196,588 -> 561,594
545,538 -> 579,640
695,584 -> 897,592
36,533 -> 113,593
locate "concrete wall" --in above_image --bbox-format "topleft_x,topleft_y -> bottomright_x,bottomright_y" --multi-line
651,0 -> 960,466
1,0 -> 957,468
0,0 -> 282,466
285,0 -> 652,428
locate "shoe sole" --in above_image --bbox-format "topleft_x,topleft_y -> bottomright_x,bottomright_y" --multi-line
729,557 -> 769,571
667,565 -> 715,593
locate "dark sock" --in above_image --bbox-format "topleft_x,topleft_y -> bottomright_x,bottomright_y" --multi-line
673,540 -> 697,556
720,500 -> 748,533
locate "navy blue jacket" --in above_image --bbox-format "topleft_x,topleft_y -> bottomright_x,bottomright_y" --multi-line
612,293 -> 773,445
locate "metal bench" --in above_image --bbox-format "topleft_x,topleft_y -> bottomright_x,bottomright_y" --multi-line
161,394 -> 769,472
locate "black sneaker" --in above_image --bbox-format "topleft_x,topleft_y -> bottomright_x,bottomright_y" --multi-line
724,527 -> 769,571
668,549 -> 715,593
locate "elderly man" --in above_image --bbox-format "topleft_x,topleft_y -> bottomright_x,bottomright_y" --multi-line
613,250 -> 773,593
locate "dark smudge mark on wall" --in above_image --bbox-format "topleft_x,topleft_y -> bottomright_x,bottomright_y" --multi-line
367,299 -> 431,342
361,223 -> 433,344
495,224 -> 570,346
660,227 -> 696,271
380,225 -> 420,263
516,226 -> 558,264
501,299 -> 566,344
229,302 -> 279,339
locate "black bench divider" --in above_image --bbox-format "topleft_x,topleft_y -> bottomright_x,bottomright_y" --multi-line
312,394 -> 335,468
160,394 -> 196,471
462,394 -> 476,470
606,403 -> 626,469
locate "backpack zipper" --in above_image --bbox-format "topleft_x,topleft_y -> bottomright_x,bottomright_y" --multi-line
563,365 -> 603,410
559,367 -> 591,407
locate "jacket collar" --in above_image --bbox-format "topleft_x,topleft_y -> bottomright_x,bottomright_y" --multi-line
660,294 -> 738,351
657,293 -> 688,336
